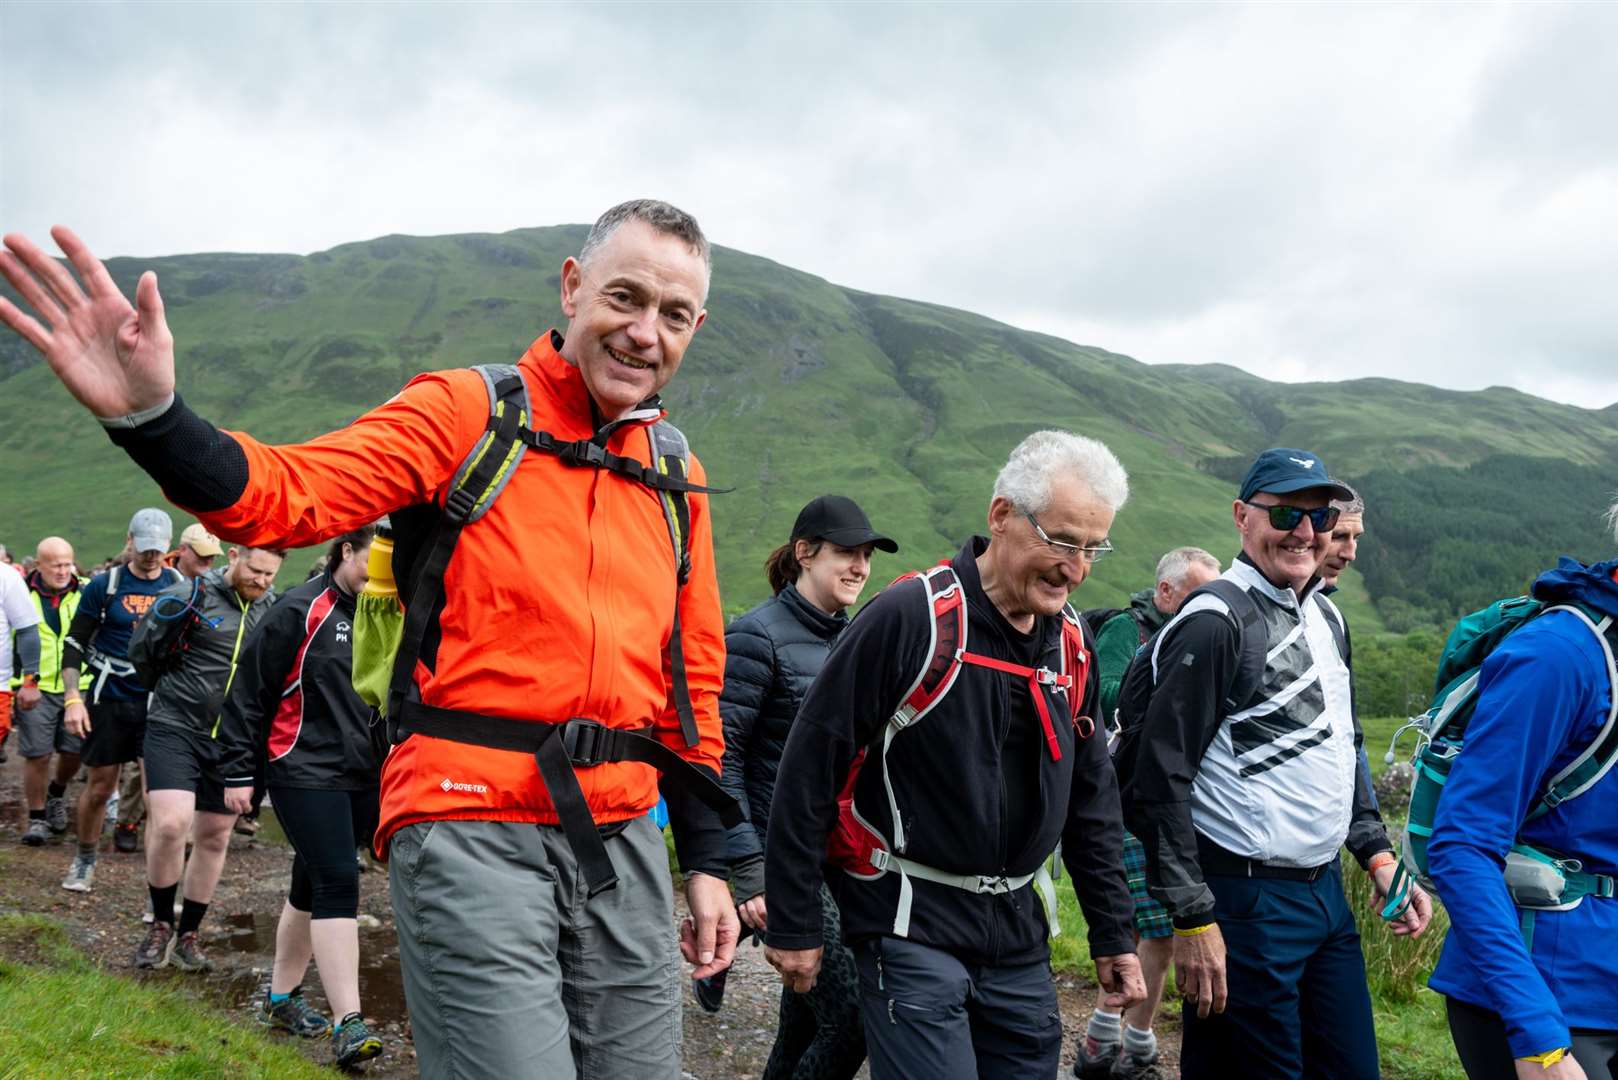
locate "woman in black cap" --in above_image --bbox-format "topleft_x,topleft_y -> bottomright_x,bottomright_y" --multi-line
696,494 -> 896,1080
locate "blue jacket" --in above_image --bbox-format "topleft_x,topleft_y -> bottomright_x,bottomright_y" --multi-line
1428,557 -> 1618,1055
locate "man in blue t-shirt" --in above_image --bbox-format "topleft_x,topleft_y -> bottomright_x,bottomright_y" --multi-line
59,508 -> 183,893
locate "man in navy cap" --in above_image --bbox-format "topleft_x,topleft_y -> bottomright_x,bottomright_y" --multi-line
1122,448 -> 1432,1080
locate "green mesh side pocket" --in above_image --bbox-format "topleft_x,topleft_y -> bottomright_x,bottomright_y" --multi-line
353,588 -> 404,719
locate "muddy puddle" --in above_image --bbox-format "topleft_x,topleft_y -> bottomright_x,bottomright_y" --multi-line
207,910 -> 411,1027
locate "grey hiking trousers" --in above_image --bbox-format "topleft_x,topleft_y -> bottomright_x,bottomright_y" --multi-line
389,815 -> 681,1079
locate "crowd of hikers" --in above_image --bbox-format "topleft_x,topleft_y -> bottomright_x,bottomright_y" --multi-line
0,200 -> 1613,1079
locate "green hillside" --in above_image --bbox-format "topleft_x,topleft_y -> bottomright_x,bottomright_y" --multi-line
4,225 -> 1616,631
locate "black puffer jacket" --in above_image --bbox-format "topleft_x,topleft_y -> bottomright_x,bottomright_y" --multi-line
719,583 -> 847,882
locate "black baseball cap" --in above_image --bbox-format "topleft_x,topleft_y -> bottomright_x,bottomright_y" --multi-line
1238,448 -> 1355,503
791,495 -> 898,553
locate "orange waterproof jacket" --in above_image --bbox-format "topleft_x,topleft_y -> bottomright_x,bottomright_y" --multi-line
183,333 -> 726,854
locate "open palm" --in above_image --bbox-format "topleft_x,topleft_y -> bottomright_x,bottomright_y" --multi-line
0,226 -> 176,419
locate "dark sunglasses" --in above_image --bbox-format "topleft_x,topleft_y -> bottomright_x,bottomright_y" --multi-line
1242,500 -> 1340,533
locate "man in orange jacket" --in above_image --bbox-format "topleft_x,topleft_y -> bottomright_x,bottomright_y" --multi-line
0,200 -> 740,1078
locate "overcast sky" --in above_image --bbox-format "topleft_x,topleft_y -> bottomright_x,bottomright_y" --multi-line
3,2 -> 1615,407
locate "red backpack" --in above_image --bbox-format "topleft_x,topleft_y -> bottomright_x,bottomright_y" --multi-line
825,563 -> 1094,933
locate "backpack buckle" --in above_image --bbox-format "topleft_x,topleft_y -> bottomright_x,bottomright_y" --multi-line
443,486 -> 478,523
559,440 -> 607,469
558,718 -> 614,767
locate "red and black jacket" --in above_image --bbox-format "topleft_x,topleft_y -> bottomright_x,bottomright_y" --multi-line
217,572 -> 380,791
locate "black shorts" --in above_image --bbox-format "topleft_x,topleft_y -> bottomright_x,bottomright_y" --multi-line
141,722 -> 229,814
79,698 -> 149,768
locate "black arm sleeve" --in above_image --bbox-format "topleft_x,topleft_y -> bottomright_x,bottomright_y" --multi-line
717,616 -> 775,871
1343,622 -> 1394,867
215,597 -> 306,785
662,765 -> 729,881
61,604 -> 102,674
1124,611 -> 1239,928
103,394 -> 249,512
1061,641 -> 1137,958
763,585 -> 924,951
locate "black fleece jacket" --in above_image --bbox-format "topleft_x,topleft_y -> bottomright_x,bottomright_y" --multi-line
764,538 -> 1135,966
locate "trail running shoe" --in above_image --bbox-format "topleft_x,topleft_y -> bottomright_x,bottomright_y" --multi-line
133,921 -> 174,969
22,818 -> 50,846
143,896 -> 154,924
169,930 -> 213,972
1074,1035 -> 1120,1080
113,823 -> 140,853
1111,1048 -> 1167,1080
258,985 -> 332,1038
332,1013 -> 383,1068
45,795 -> 70,834
61,854 -> 96,892
234,814 -> 260,838
692,969 -> 729,1014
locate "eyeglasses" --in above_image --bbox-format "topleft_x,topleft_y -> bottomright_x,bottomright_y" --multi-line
1242,500 -> 1341,533
1023,512 -> 1113,563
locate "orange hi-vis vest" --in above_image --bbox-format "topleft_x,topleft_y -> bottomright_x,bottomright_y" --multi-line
183,333 -> 727,854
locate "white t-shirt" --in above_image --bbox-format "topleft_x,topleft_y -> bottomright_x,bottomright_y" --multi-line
0,566 -> 41,685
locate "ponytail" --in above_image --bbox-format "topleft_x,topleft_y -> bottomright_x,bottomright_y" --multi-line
764,539 -> 823,594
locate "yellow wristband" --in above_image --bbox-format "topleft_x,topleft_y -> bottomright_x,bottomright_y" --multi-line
63,698 -> 83,707
1519,1048 -> 1568,1067
1173,923 -> 1216,937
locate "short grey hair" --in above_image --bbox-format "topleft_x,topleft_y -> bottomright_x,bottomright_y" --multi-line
1331,482 -> 1365,516
579,199 -> 712,281
993,430 -> 1129,514
1156,546 -> 1220,589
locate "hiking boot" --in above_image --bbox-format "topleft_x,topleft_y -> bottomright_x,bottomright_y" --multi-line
113,823 -> 140,853
21,818 -> 50,846
1111,1048 -> 1166,1080
234,814 -> 260,838
169,930 -> 212,972
1074,1036 -> 1119,1079
45,795 -> 70,834
61,854 -> 95,892
332,1013 -> 383,1069
692,968 -> 729,1014
133,921 -> 174,969
258,985 -> 332,1038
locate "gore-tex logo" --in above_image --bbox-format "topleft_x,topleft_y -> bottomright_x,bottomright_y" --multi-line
439,778 -> 489,794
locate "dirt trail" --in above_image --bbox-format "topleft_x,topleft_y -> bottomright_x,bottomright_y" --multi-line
0,752 -> 1177,1077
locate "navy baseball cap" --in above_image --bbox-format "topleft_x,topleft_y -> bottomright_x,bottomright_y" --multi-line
1238,448 -> 1355,503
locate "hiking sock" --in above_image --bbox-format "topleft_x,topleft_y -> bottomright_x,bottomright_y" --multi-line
1087,1008 -> 1122,1048
269,990 -> 292,1005
1124,1024 -> 1158,1059
77,841 -> 97,861
29,809 -> 46,821
177,898 -> 209,936
47,780 -> 67,799
335,1011 -> 362,1034
149,883 -> 178,926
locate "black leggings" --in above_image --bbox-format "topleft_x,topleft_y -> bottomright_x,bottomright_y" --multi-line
764,885 -> 866,1080
270,785 -> 378,920
1447,996 -> 1617,1080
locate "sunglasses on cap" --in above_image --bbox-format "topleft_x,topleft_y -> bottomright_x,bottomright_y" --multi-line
1242,500 -> 1341,533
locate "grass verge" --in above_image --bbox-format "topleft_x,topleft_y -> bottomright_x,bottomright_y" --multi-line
0,913 -> 330,1080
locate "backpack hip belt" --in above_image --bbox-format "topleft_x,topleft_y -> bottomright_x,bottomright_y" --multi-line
85,650 -> 137,704
368,363 -> 737,899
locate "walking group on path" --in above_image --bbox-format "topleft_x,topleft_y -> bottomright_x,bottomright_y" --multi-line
1,200 -> 1613,1079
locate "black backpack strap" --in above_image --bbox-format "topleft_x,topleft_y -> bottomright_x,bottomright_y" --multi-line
1314,593 -> 1350,666
518,427 -> 730,496
1197,579 -> 1268,713
647,421 -> 700,748
396,702 -> 743,896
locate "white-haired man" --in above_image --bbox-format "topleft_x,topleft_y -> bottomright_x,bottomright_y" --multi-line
764,430 -> 1146,1078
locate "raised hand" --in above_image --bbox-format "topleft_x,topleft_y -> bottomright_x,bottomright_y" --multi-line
0,226 -> 176,419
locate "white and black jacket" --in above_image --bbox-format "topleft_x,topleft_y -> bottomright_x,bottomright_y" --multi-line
1126,555 -> 1391,927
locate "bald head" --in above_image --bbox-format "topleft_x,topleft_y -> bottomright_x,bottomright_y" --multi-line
34,536 -> 76,592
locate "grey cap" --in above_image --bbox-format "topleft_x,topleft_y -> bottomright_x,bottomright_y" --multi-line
128,507 -> 174,554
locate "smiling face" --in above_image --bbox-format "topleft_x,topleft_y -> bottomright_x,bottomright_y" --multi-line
1321,511 -> 1364,588
557,219 -> 708,418
795,540 -> 874,614
984,480 -> 1116,625
1235,488 -> 1333,594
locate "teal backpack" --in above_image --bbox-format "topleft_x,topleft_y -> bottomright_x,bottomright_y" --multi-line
1392,595 -> 1618,938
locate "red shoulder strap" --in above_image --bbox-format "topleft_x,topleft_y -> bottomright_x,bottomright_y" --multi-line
893,565 -> 967,724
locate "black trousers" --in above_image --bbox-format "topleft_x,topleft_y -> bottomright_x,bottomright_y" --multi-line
1447,996 -> 1618,1080
854,935 -> 1061,1080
